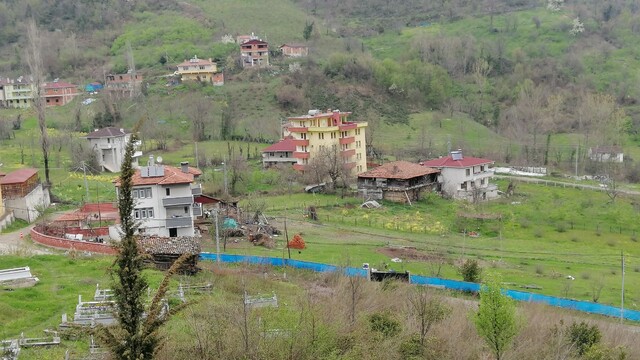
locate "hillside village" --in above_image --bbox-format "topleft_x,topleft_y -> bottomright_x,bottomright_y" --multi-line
2,0 -> 640,358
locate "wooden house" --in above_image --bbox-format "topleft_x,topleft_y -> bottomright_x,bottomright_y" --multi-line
357,161 -> 439,204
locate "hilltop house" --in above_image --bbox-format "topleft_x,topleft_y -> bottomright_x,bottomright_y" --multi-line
0,168 -> 50,222
279,109 -> 368,174
240,39 -> 270,67
357,161 -> 439,204
176,56 -> 224,85
85,127 -> 142,172
43,80 -> 79,106
420,150 -> 497,202
0,77 -> 35,109
589,146 -> 624,163
261,137 -> 297,168
280,44 -> 309,57
113,158 -> 203,238
105,72 -> 142,97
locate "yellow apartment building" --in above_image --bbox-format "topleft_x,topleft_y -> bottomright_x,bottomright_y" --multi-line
0,77 -> 35,109
176,56 -> 220,83
282,109 -> 368,174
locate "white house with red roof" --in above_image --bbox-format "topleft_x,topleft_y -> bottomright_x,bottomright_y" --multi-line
261,137 -> 297,168
113,156 -> 203,238
0,168 -> 50,222
240,39 -> 269,67
420,150 -> 497,201
85,127 -> 142,173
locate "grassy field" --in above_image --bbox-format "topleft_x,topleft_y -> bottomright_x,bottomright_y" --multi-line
231,182 -> 640,308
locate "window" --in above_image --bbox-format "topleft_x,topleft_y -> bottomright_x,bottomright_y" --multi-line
330,132 -> 337,139
134,207 -> 154,219
355,128 -> 361,135
184,206 -> 189,213
318,133 -> 325,140
166,188 -> 171,196
480,178 -> 485,185
480,165 -> 485,172
461,182 -> 467,190
357,153 -> 362,160
465,169 -> 471,176
133,187 -> 152,199
199,66 -> 205,70
301,133 -> 307,140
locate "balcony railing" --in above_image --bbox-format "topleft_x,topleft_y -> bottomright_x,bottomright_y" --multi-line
341,149 -> 356,157
162,196 -> 193,207
192,204 -> 203,217
293,151 -> 310,159
339,137 -> 355,145
191,186 -> 202,196
166,216 -> 193,228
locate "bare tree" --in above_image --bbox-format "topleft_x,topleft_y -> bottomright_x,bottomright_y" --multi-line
26,19 -> 51,186
407,287 -> 451,348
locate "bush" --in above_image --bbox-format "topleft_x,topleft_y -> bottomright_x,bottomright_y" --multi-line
460,259 -> 482,283
369,312 -> 401,337
567,321 -> 601,356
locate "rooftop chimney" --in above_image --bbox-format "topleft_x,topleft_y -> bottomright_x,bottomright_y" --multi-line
180,161 -> 189,173
149,155 -> 155,166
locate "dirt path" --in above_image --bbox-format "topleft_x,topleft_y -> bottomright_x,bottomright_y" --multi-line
0,223 -> 55,255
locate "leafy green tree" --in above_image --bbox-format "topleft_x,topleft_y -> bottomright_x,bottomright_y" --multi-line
460,259 -> 482,283
473,279 -> 520,360
303,21 -> 314,41
567,321 -> 601,356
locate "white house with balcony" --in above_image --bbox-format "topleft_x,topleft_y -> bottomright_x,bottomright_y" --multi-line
85,127 -> 142,172
113,158 -> 203,238
420,150 -> 498,201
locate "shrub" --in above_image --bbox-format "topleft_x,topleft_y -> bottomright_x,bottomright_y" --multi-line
535,265 -> 544,275
368,312 -> 401,337
555,223 -> 567,233
460,259 -> 482,283
567,321 -> 601,356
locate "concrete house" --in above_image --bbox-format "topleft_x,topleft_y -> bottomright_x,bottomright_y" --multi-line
105,72 -> 142,97
85,127 -> 142,173
281,109 -> 368,174
113,158 -> 203,238
0,77 -> 35,109
0,168 -> 50,222
176,56 -> 224,85
589,146 -> 624,163
240,39 -> 270,67
43,80 -> 79,107
261,137 -> 297,168
357,161 -> 440,204
280,44 -> 309,57
421,150 -> 497,201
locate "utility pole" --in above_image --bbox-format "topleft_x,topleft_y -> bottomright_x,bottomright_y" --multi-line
215,210 -> 221,263
575,144 -> 579,178
194,141 -> 199,168
621,250 -> 625,323
284,216 -> 291,259
223,159 -> 228,196
82,161 -> 89,202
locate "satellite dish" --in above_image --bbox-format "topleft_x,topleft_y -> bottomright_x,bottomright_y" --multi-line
156,156 -> 163,164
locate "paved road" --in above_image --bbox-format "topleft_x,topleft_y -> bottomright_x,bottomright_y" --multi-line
495,175 -> 640,196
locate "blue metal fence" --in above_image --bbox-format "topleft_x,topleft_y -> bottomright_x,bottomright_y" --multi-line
200,253 -> 640,322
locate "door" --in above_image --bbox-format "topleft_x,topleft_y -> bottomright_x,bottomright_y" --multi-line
169,228 -> 177,238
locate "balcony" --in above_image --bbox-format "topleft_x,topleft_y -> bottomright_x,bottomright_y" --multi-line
343,162 -> 356,169
192,204 -> 203,217
292,139 -> 309,147
293,164 -> 306,171
293,151 -> 310,159
339,123 -> 357,131
166,216 -> 193,228
191,185 -> 202,196
341,149 -> 356,157
286,127 -> 308,133
162,196 -> 194,207
339,137 -> 355,145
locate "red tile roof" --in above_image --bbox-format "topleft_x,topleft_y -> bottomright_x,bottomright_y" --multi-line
241,39 -> 268,46
358,161 -> 439,180
262,138 -> 296,152
0,168 -> 38,185
43,81 -> 77,89
115,165 -> 196,187
85,127 -> 130,138
280,43 -> 307,48
420,155 -> 493,168
177,57 -> 216,67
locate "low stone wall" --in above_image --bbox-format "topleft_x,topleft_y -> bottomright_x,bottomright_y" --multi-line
30,228 -> 117,255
